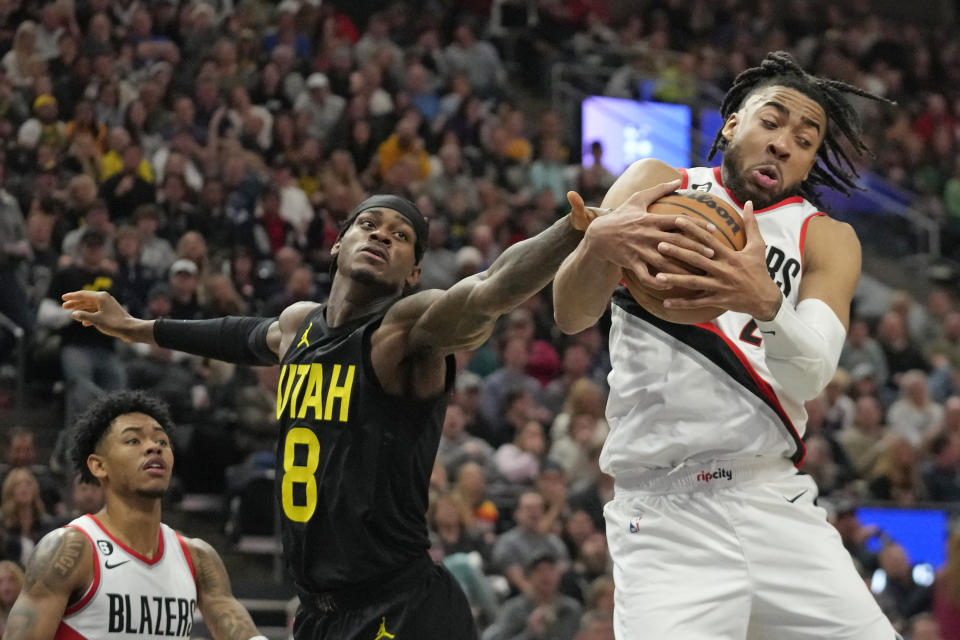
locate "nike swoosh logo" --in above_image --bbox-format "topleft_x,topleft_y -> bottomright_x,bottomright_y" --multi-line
104,560 -> 130,569
785,490 -> 807,503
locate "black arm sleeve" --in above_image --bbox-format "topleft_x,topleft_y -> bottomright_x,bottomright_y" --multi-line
153,316 -> 279,366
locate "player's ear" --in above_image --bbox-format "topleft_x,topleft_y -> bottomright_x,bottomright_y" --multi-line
721,113 -> 739,142
88,454 -> 107,482
330,239 -> 341,258
405,264 -> 421,289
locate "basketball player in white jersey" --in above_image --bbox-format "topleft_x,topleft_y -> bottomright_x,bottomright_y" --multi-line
2,391 -> 263,640
553,51 -> 900,639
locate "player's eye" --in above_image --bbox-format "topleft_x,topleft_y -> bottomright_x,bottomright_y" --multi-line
761,119 -> 776,129
395,231 -> 407,240
126,438 -> 139,445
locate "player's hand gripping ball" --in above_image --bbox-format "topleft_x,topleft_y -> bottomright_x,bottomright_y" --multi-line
623,190 -> 746,324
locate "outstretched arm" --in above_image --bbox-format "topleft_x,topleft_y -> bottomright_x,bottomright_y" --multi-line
185,538 -> 262,640
3,529 -> 92,640
62,292 -> 318,365
399,212 -> 585,357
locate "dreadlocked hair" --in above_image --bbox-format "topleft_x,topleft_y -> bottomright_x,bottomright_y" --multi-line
708,51 -> 894,205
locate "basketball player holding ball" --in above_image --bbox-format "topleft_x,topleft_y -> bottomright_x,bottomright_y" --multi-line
554,51 -> 900,639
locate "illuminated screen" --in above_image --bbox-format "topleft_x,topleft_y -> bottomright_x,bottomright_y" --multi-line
855,506 -> 948,568
581,97 -> 691,174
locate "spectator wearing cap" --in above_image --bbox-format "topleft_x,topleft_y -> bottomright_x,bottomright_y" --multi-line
99,141 -> 156,221
60,200 -> 114,265
40,227 -> 126,425
491,490 -> 569,595
294,72 -> 345,143
482,551 -> 582,640
840,318 -> 891,389
17,94 -> 65,151
133,204 -> 176,273
167,258 -> 203,320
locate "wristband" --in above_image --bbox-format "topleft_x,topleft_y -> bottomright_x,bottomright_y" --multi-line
153,316 -> 278,366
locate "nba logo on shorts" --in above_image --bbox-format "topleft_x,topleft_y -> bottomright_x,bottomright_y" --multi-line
628,516 -> 643,533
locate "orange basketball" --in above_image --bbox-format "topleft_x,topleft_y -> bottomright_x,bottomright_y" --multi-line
623,190 -> 746,325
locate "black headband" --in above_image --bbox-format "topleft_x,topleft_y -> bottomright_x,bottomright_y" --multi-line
342,195 -> 429,261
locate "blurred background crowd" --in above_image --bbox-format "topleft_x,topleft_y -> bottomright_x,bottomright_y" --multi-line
2,0 -> 960,639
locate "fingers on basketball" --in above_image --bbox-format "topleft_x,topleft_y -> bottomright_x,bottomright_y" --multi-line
623,190 -> 746,324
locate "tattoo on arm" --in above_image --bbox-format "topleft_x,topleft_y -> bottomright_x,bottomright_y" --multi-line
4,529 -> 87,639
190,539 -> 259,640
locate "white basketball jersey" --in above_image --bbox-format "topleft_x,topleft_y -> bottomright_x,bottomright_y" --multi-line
601,166 -> 826,478
55,515 -> 198,640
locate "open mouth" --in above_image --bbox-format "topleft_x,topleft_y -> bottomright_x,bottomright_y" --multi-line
143,458 -> 167,475
752,165 -> 780,189
361,246 -> 387,261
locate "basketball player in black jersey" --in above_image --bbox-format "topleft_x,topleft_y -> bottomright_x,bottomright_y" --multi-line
60,194 -> 612,639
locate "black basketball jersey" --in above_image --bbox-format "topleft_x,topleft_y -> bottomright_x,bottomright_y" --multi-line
275,303 -> 453,592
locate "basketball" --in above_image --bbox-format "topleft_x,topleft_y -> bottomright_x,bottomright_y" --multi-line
623,190 -> 746,325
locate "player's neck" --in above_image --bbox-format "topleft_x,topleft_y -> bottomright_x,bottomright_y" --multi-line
96,496 -> 164,558
325,277 -> 399,328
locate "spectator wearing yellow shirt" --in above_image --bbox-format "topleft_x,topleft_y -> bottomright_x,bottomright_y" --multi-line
376,110 -> 431,180
99,127 -> 154,184
504,109 -> 532,164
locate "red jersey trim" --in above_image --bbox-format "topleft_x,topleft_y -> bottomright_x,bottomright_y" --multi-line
53,622 -> 88,640
799,212 -> 826,268
88,515 -> 165,566
62,525 -> 99,617
694,320 -> 806,467
176,533 -> 197,584
711,166 -> 805,213
678,167 -> 689,189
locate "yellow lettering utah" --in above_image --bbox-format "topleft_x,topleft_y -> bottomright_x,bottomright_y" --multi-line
324,364 -> 355,422
297,364 -> 324,421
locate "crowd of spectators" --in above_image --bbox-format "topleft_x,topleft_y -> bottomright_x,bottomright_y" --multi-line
2,0 -> 960,638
